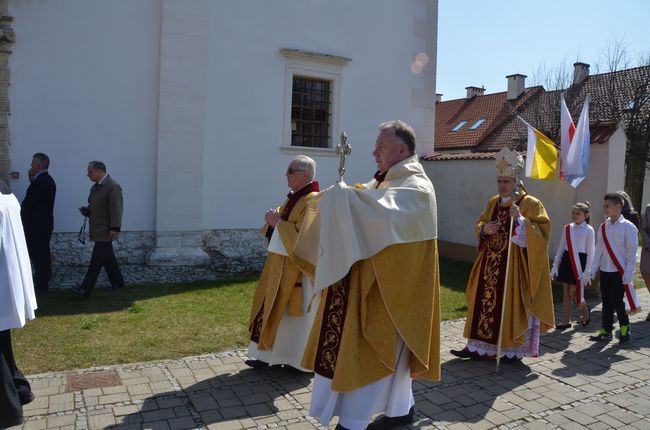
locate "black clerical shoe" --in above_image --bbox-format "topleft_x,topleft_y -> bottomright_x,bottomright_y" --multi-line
19,390 -> 35,405
450,348 -> 479,359
366,406 -> 415,429
499,355 -> 522,364
244,359 -> 269,369
106,284 -> 124,292
0,415 -> 23,429
71,286 -> 90,298
334,425 -> 350,430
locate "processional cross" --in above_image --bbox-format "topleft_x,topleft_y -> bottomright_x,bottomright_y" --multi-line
336,131 -> 352,182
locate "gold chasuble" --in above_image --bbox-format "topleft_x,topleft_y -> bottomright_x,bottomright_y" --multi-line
248,182 -> 319,350
463,194 -> 555,353
295,156 -> 441,392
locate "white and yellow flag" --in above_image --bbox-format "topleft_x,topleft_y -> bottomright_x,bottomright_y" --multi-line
518,116 -> 558,180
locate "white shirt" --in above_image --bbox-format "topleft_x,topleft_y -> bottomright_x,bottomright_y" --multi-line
551,222 -> 595,274
590,216 -> 638,283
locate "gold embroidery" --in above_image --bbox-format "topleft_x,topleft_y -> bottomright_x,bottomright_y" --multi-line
316,279 -> 348,376
476,205 -> 510,341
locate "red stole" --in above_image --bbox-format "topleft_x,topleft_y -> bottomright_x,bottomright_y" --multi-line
281,181 -> 320,220
600,222 -> 641,314
565,224 -> 586,308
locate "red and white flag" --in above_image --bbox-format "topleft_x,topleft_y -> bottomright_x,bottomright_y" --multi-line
564,96 -> 590,188
559,94 -> 575,181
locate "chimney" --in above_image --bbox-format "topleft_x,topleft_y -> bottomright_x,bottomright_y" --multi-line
573,62 -> 590,85
465,86 -> 485,100
506,74 -> 526,100
435,93 -> 443,103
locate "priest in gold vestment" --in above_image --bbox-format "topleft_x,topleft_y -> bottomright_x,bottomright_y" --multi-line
246,156 -> 321,371
294,121 -> 440,430
451,148 -> 554,363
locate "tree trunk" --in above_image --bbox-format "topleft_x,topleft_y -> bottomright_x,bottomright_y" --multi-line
624,148 -> 646,210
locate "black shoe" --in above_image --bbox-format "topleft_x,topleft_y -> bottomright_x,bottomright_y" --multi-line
19,391 -> 35,405
106,284 -> 124,292
555,323 -> 571,330
366,406 -> 415,429
450,348 -> 478,359
244,359 -> 269,369
71,286 -> 90,298
499,355 -> 522,364
334,425 -> 350,430
589,329 -> 612,341
0,415 -> 23,428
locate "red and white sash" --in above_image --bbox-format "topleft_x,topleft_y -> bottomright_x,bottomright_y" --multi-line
565,224 -> 586,309
600,223 -> 641,314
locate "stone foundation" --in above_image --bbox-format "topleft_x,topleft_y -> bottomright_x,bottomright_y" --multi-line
49,229 -> 267,287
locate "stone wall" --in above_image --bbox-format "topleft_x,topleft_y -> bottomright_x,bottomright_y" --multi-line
50,228 -> 267,285
0,0 -> 13,185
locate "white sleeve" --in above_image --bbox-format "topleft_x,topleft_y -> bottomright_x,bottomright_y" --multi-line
590,226 -> 603,276
551,226 -> 567,273
511,215 -> 527,248
623,223 -> 639,282
585,226 -> 595,276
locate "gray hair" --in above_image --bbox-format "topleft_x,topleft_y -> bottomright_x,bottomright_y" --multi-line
88,160 -> 107,172
379,120 -> 416,155
291,155 -> 316,181
33,152 -> 50,169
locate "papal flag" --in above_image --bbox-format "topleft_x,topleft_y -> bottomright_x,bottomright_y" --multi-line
518,116 -> 558,180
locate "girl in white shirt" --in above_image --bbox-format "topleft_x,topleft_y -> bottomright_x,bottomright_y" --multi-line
551,202 -> 595,329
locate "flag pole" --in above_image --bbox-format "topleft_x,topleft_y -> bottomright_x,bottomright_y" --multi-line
495,200 -> 517,371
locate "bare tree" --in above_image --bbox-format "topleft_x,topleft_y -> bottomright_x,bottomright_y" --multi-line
596,38 -> 650,210
528,39 -> 650,208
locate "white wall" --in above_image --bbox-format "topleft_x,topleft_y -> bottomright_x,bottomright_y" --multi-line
202,0 -> 437,229
425,140 -> 622,257
8,0 -> 437,234
8,0 -> 161,232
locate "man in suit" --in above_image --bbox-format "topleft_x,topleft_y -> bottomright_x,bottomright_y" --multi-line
21,153 -> 56,295
71,161 -> 125,298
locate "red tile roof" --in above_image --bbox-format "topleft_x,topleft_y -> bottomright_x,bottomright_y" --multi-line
422,151 -> 498,161
432,65 -> 649,156
434,87 -> 543,150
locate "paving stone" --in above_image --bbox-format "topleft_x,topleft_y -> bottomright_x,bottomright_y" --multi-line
20,291 -> 650,430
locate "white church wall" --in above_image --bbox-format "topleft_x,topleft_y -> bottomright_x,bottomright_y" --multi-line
8,0 -> 161,232
202,0 -> 437,229
6,0 -> 438,269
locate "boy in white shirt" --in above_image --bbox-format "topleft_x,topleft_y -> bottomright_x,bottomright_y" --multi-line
589,193 -> 638,344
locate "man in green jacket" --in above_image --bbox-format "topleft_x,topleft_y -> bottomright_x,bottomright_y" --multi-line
72,161 -> 125,298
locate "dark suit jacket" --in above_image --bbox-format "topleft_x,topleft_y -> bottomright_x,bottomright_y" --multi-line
21,171 -> 56,240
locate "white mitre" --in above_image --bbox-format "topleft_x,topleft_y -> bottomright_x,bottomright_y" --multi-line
495,147 -> 524,178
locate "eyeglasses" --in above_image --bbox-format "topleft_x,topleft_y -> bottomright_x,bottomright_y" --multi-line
287,168 -> 305,174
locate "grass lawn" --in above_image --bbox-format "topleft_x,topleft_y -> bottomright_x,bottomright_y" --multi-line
21,257 -> 641,374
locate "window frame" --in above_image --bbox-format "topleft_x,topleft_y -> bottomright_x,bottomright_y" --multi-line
280,49 -> 350,156
451,120 -> 468,132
